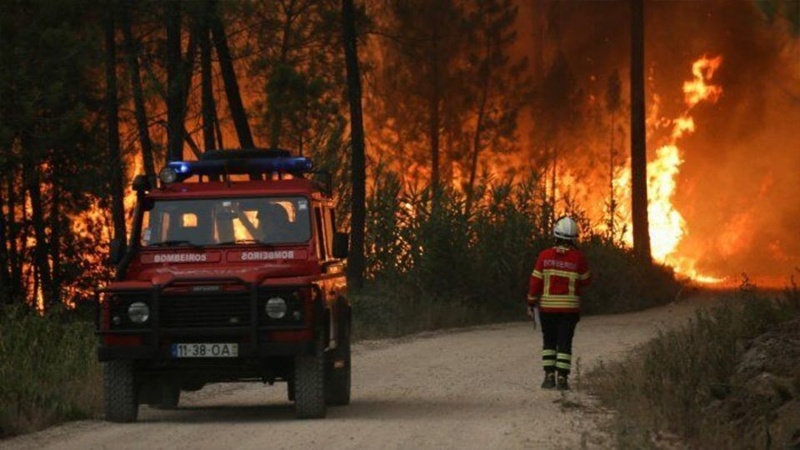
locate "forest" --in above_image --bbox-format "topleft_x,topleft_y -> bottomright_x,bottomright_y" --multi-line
1,0 -> 798,316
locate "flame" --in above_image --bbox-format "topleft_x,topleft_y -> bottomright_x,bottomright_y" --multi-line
647,144 -> 685,261
602,55 -> 724,283
683,56 -> 723,106
644,55 -> 724,282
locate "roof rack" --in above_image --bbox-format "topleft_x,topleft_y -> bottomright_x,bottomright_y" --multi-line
200,148 -> 291,161
160,148 -> 313,183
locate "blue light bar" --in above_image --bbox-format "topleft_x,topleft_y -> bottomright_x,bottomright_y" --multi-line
164,157 -> 313,182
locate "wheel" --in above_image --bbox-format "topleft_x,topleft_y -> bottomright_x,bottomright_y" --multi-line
326,307 -> 351,406
157,382 -> 181,409
287,378 -> 295,402
293,341 -> 326,419
103,360 -> 138,423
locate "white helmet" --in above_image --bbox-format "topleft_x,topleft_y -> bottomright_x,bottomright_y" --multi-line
553,216 -> 579,241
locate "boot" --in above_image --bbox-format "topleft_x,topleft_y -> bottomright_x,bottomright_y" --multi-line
556,374 -> 570,391
540,372 -> 556,389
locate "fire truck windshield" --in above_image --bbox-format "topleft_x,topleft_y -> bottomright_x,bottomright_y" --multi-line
140,196 -> 311,247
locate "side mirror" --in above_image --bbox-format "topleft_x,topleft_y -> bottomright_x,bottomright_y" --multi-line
109,238 -> 127,265
132,174 -> 151,193
333,232 -> 349,259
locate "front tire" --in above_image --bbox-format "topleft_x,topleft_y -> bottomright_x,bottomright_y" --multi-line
293,349 -> 327,419
103,360 -> 138,423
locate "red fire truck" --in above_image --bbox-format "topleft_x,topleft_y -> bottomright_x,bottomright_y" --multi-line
97,149 -> 350,421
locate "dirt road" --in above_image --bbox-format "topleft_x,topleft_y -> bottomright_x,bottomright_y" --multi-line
2,297 -> 714,450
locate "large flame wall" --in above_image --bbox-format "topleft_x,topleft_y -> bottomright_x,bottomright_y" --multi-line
513,1 -> 800,285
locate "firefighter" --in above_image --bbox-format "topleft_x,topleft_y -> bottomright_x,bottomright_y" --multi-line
527,216 -> 591,390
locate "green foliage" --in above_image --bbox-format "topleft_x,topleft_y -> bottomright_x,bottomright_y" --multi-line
0,306 -> 101,438
581,236 -> 679,314
355,167 -> 680,339
587,285 -> 800,448
241,0 -> 346,153
0,0 -> 111,308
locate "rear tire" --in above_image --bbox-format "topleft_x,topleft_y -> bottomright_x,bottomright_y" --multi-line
326,307 -> 351,406
293,345 -> 326,419
287,379 -> 295,402
103,360 -> 138,423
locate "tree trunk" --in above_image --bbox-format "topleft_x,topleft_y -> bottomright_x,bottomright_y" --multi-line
342,0 -> 366,289
608,109 -> 617,240
5,176 -> 22,304
120,1 -> 155,179
181,26 -> 198,134
23,151 -> 52,310
269,8 -> 296,149
465,63 -> 490,216
551,144 -> 557,204
429,93 -> 440,196
200,0 -> 217,152
210,2 -> 254,149
630,0 -> 651,261
428,23 -> 441,197
106,3 -> 127,245
0,175 -> 10,304
48,169 -> 62,308
166,0 -> 184,161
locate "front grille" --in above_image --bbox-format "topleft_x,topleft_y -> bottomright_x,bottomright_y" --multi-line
160,293 -> 252,328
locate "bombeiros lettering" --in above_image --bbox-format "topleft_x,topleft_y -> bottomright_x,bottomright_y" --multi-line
154,253 -> 208,263
241,250 -> 295,261
543,259 -> 577,271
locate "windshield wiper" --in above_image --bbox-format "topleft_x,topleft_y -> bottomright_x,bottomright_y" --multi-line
219,239 -> 266,245
148,240 -> 202,248
217,239 -> 267,246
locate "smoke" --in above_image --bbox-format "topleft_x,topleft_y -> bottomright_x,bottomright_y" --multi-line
517,0 -> 800,284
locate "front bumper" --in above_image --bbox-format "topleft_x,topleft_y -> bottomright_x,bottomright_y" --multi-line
97,341 -> 313,361
96,278 -> 324,362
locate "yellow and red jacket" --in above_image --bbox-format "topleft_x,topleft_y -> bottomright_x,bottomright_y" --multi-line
528,245 -> 591,313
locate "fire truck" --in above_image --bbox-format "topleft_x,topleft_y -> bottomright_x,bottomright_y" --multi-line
96,149 -> 350,421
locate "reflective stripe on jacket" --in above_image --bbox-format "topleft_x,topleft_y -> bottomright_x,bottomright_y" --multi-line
528,245 -> 591,313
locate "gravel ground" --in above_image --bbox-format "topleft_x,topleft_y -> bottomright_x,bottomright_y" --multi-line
1,297 -> 715,450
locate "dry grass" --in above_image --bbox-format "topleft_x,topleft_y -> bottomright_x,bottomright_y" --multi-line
586,283 -> 800,449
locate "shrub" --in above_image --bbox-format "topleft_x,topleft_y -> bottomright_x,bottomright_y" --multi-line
0,306 -> 101,438
581,236 -> 680,315
355,168 -> 681,339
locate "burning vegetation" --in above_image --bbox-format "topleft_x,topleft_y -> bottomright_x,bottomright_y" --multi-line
0,0 -> 798,312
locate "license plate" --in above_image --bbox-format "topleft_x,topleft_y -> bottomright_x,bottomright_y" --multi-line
171,343 -> 238,358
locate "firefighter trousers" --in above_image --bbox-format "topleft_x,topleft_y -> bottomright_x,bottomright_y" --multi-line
539,312 -> 580,376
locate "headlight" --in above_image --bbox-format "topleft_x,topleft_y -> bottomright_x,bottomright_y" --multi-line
128,301 -> 150,324
265,297 -> 287,319
159,167 -> 177,184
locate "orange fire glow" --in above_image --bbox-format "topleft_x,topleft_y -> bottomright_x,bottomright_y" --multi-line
639,55 -> 724,281
683,56 -> 723,107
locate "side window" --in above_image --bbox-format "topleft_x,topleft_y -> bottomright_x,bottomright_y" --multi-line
323,207 -> 334,258
314,205 -> 327,260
